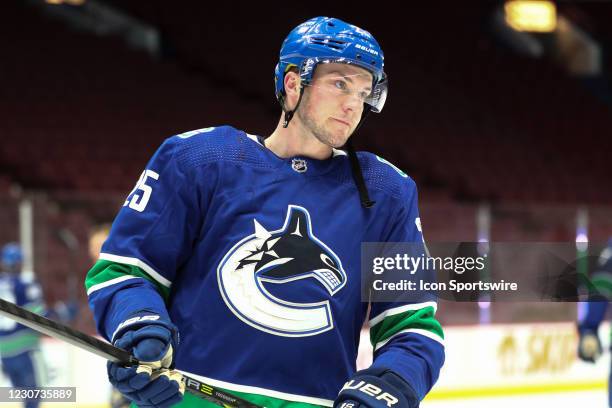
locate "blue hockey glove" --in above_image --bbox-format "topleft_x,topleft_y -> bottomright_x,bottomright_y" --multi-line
334,367 -> 419,408
578,329 -> 602,363
108,321 -> 184,408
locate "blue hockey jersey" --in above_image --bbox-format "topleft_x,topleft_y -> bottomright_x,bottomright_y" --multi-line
578,240 -> 612,334
86,126 -> 445,407
0,273 -> 45,358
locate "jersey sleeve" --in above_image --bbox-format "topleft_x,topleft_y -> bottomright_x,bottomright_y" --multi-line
85,135 -> 214,341
577,301 -> 607,333
368,176 -> 445,401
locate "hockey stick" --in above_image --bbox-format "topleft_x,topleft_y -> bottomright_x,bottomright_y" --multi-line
0,297 -> 261,408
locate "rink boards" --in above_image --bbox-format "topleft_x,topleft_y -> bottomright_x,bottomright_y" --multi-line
0,321 -> 607,407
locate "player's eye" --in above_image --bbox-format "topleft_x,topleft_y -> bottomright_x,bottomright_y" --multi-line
321,254 -> 336,268
334,79 -> 348,91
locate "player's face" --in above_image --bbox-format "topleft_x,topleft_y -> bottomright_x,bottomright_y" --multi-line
1,262 -> 21,274
297,63 -> 373,148
88,231 -> 108,261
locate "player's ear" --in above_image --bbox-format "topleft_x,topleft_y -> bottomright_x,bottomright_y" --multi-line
284,70 -> 300,93
283,71 -> 301,109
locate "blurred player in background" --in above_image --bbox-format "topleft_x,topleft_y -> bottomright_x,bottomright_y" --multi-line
577,238 -> 612,407
88,224 -> 111,262
0,243 -> 46,408
86,16 -> 444,408
88,224 -> 130,408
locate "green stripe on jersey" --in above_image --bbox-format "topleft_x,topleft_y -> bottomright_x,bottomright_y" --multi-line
0,332 -> 40,357
85,260 -> 170,300
591,275 -> 612,298
370,306 -> 444,347
24,304 -> 45,315
132,388 -> 327,408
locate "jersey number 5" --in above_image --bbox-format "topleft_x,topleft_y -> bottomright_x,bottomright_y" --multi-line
124,169 -> 160,212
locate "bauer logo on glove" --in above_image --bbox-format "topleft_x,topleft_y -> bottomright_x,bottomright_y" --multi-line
340,380 -> 399,407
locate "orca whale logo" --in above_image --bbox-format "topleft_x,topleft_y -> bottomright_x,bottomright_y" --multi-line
217,205 -> 347,337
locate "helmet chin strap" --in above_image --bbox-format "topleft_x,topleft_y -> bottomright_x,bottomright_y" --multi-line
345,108 -> 375,209
282,86 -> 305,128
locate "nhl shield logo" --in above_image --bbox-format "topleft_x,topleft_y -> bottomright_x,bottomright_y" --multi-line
291,158 -> 307,173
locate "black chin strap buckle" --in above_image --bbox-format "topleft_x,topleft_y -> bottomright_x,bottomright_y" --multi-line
363,199 -> 376,209
282,111 -> 294,128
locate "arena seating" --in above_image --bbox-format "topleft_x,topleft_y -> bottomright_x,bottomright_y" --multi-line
1,2 -> 610,204
1,2 -> 611,328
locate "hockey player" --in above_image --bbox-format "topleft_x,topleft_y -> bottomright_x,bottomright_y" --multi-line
89,224 -> 112,263
0,243 -> 46,408
86,17 -> 445,408
577,239 -> 612,407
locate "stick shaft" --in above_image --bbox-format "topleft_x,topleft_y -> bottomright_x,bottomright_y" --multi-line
0,298 -> 260,408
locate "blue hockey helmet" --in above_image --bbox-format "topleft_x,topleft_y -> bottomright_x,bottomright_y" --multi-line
274,17 -> 387,114
1,242 -> 23,268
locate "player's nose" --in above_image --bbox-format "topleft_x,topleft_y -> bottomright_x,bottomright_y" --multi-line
341,94 -> 362,115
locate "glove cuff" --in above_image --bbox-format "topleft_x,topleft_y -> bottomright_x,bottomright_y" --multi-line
111,311 -> 179,349
336,367 -> 419,408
